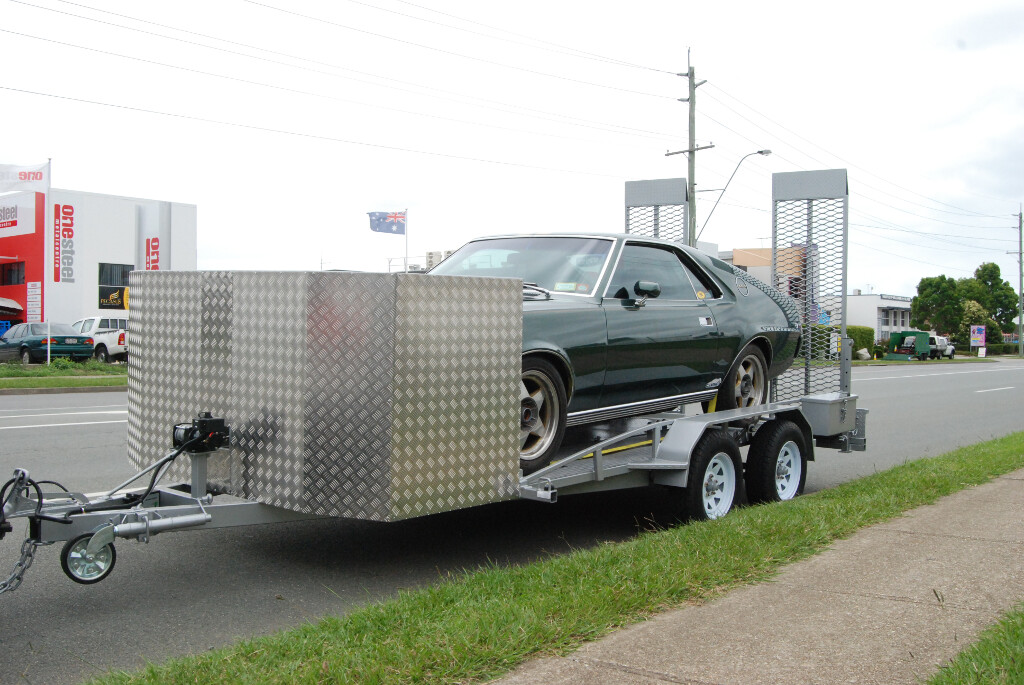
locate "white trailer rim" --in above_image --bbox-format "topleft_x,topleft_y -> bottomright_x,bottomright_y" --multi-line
775,440 -> 803,500
702,452 -> 737,519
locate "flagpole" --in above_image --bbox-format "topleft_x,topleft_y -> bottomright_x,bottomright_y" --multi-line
404,208 -> 408,273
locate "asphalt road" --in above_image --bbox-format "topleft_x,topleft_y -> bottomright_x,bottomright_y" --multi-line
1,359 -> 1022,685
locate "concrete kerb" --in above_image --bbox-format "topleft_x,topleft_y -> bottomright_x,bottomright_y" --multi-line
493,469 -> 1024,685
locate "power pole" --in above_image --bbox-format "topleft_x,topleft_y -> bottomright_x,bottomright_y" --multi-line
687,65 -> 698,247
665,54 -> 712,247
1009,209 -> 1023,357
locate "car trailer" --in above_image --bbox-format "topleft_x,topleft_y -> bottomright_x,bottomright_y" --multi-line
1,390 -> 866,593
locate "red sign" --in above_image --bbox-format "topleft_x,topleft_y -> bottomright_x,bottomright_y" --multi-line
146,237 -> 159,270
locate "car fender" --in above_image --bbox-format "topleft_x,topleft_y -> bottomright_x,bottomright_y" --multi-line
521,344 -> 575,400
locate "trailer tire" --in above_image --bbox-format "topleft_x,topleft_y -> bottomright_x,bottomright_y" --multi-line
683,430 -> 741,521
60,533 -> 116,585
746,419 -> 807,504
520,356 -> 567,475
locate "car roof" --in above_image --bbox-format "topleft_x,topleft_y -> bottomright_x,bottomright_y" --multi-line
464,233 -> 699,253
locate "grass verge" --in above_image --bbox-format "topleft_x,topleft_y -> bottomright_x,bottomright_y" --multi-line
91,433 -> 1024,685
929,602 -> 1024,684
0,359 -> 127,389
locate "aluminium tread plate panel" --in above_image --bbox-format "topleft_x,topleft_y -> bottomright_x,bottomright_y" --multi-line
126,271 -> 522,521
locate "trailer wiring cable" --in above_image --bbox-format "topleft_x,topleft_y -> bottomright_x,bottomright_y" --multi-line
135,435 -> 207,504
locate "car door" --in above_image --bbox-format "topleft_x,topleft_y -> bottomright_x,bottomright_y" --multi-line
599,243 -> 719,408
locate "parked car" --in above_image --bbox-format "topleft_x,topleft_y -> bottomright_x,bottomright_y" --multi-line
71,316 -> 128,362
928,335 -> 955,359
0,322 -> 94,364
428,233 -> 802,472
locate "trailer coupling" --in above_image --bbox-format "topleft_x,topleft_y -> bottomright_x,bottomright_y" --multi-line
0,413 -> 230,594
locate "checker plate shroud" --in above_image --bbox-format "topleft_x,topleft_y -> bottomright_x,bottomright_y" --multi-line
126,271 -> 522,521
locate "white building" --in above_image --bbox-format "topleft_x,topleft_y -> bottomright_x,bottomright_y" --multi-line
0,185 -> 196,330
847,291 -> 919,343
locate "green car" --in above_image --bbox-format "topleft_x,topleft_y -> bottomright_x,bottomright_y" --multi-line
0,322 -> 95,364
429,234 -> 802,473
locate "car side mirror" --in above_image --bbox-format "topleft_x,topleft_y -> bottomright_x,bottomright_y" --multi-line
632,280 -> 661,307
634,281 -> 661,298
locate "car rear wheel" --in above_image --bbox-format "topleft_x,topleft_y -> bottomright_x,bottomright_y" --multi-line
520,357 -> 567,475
20,349 -> 31,365
95,345 -> 109,363
716,344 -> 768,411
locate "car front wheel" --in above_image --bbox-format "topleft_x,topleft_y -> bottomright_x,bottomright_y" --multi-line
519,357 -> 567,475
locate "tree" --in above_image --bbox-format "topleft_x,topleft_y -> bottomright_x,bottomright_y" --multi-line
955,300 -> 1001,347
957,263 -> 1019,333
911,275 -> 962,334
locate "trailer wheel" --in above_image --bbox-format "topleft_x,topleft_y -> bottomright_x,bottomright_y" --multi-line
60,534 -> 116,585
684,430 -> 741,520
520,357 -> 567,475
746,420 -> 807,504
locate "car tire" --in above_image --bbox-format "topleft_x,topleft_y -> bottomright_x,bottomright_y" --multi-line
715,344 -> 768,411
20,348 -> 31,365
520,356 -> 567,475
683,430 -> 741,521
95,345 -> 109,363
746,419 -> 808,504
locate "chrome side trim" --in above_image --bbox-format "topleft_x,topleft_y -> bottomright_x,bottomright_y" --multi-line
566,390 -> 718,427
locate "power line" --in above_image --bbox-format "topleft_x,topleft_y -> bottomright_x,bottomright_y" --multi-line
0,28 -> 677,149
339,0 -> 675,74
13,0 -> 678,141
242,0 -> 675,100
704,82 -> 1013,218
0,85 -> 626,178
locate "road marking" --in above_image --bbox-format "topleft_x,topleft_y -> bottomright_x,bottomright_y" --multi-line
0,410 -> 128,420
857,367 -> 1024,381
0,420 -> 128,431
976,387 -> 1014,393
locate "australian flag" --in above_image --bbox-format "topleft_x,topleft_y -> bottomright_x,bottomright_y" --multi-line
369,211 -> 406,234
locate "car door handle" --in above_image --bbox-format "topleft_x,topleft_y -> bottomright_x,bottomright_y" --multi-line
698,316 -> 714,327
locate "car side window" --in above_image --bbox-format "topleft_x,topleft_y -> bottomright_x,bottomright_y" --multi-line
9,324 -> 24,339
605,245 -> 698,301
100,319 -> 110,329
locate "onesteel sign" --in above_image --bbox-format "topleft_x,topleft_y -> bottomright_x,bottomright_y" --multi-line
54,203 -> 75,283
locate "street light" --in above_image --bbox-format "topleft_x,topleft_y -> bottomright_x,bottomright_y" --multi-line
696,149 -> 771,242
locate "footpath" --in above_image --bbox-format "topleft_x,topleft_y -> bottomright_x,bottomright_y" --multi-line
494,468 -> 1024,685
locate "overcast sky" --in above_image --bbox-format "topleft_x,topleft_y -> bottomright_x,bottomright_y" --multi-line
3,0 -> 1023,296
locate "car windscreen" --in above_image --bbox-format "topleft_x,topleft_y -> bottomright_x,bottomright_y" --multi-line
30,323 -> 77,336
429,237 -> 613,296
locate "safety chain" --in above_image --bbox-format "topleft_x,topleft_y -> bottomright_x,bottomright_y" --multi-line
0,536 -> 40,595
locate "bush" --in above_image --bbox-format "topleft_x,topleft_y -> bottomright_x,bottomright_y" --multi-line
984,343 -> 1017,356
848,325 -> 874,355
48,357 -> 77,371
